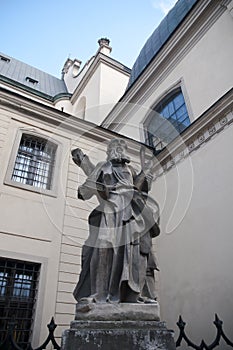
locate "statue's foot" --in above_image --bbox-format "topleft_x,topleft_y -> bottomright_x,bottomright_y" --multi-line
79,297 -> 96,303
106,295 -> 119,304
137,296 -> 158,304
137,296 -> 146,303
121,297 -> 141,303
144,297 -> 158,304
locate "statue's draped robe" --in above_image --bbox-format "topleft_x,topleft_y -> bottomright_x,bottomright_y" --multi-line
73,160 -> 159,302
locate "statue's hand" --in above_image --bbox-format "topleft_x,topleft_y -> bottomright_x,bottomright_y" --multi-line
140,146 -> 153,177
71,148 -> 85,167
143,159 -> 154,177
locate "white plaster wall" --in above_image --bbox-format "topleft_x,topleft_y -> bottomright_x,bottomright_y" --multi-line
72,67 -> 101,124
0,100 -> 114,344
152,123 -> 233,345
0,108 -> 70,346
72,63 -> 129,125
98,64 -> 129,124
173,9 -> 233,120
117,8 -> 233,141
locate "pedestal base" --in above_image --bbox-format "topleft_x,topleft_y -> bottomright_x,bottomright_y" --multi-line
62,320 -> 175,350
75,301 -> 160,321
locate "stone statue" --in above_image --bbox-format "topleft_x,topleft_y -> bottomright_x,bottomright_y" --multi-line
72,138 -> 160,304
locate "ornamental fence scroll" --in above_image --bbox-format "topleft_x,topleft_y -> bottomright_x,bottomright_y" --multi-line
176,314 -> 233,349
0,314 -> 232,350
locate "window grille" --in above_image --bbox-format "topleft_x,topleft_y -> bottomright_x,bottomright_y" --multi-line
0,258 -> 40,349
145,89 -> 190,150
11,134 -> 57,190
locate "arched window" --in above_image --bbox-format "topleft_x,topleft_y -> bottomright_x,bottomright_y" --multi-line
145,89 -> 190,150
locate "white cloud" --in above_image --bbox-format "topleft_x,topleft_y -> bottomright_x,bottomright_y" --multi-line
152,0 -> 177,15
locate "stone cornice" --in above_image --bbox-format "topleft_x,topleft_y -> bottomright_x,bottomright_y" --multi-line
0,87 -> 106,140
71,53 -> 131,104
1,86 -> 232,173
102,0 -> 231,130
0,87 -> 142,153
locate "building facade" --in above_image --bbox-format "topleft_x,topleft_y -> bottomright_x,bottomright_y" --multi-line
103,0 -> 233,344
0,39 -> 131,348
0,0 -> 233,348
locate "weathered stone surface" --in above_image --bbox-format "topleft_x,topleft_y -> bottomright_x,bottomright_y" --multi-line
65,140 -> 172,349
72,140 -> 160,305
75,301 -> 160,321
61,320 -> 176,350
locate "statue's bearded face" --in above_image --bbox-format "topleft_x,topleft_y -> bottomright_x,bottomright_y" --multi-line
107,139 -> 130,162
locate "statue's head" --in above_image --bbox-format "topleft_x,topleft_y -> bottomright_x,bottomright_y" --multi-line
106,138 -> 130,163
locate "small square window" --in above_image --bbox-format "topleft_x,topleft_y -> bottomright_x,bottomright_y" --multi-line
11,134 -> 57,190
0,55 -> 10,63
25,77 -> 38,85
5,130 -> 60,196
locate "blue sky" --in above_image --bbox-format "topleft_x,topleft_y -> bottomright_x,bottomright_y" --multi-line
1,0 -> 177,78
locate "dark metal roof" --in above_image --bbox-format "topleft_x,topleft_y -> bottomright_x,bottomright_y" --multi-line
127,0 -> 199,88
0,52 -> 68,98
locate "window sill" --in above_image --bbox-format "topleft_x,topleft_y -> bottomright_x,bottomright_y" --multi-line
4,179 -> 58,198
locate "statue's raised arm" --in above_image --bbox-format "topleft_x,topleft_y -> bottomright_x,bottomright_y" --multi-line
71,148 -> 95,176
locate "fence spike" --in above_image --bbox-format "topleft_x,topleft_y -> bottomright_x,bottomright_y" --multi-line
177,315 -> 186,329
213,314 -> 222,328
48,317 -> 57,332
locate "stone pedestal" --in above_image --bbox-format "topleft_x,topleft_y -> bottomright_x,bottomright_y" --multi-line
61,303 -> 175,350
62,320 -> 175,350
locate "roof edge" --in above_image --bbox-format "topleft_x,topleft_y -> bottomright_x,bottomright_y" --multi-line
0,75 -> 71,102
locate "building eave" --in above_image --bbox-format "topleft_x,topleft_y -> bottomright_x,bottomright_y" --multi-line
0,86 -> 145,155
71,52 -> 131,104
0,75 -> 71,103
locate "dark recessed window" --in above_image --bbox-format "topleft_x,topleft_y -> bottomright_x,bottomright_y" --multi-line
145,89 -> 190,150
25,77 -> 38,85
0,55 -> 10,63
12,134 -> 57,190
0,258 -> 40,349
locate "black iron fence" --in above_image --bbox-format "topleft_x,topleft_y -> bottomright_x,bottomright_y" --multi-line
176,314 -> 233,349
176,314 -> 233,350
0,314 -> 232,349
0,318 -> 60,350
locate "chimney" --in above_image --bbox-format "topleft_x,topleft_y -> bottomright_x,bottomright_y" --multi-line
72,59 -> 82,77
98,38 -> 112,56
62,58 -> 82,78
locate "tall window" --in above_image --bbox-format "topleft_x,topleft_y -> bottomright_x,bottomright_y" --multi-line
145,89 -> 190,150
0,258 -> 40,349
11,134 -> 57,190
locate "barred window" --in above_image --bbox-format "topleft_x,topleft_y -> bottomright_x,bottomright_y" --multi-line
145,89 -> 190,150
11,134 -> 57,190
0,258 -> 40,349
